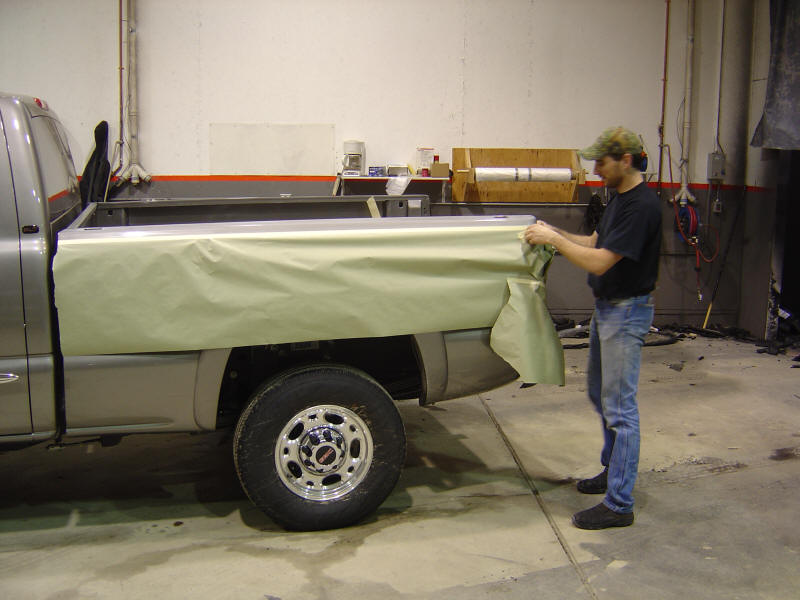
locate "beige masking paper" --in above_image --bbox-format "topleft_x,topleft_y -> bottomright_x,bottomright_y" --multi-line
53,219 -> 565,384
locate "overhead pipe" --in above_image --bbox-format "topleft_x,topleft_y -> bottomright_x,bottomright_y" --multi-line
119,0 -> 150,185
676,0 -> 696,204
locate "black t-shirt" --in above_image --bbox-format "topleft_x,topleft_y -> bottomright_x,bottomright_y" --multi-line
588,181 -> 662,299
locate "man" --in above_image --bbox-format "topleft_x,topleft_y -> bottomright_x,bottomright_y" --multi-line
524,126 -> 662,529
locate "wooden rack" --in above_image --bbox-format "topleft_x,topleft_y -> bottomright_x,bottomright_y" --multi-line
452,148 -> 585,203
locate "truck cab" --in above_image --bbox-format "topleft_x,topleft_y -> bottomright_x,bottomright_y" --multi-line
0,94 -> 81,442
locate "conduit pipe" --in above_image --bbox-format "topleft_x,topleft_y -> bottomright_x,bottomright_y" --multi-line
119,0 -> 150,185
713,0 -> 727,154
676,0 -> 696,204
104,0 -> 127,201
113,0 -> 125,175
657,0 -> 671,200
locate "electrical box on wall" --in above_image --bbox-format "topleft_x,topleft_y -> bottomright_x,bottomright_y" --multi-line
707,152 -> 726,182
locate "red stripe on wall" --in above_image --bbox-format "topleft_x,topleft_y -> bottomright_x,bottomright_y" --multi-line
48,189 -> 70,203
582,180 -> 769,193
150,175 -> 338,182
92,174 -> 770,193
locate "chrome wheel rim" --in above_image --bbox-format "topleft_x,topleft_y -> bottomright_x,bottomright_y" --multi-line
275,404 -> 373,501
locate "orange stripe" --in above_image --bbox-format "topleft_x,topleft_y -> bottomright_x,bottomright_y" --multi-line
583,180 -> 769,193
87,174 -> 335,182
48,189 -> 69,203
151,174 -> 337,182
86,173 -> 772,193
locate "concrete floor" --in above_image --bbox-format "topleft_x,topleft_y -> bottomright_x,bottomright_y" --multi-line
1,337 -> 798,599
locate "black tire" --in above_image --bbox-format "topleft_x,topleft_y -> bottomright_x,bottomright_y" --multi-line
233,364 -> 406,531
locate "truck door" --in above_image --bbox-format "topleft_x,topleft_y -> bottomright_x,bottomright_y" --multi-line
0,112 -> 32,434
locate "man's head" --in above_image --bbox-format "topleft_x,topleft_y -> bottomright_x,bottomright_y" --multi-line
580,126 -> 645,190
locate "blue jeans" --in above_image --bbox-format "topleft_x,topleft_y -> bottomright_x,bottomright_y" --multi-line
587,294 -> 654,513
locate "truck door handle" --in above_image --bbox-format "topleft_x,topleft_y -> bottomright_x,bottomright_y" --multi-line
22,225 -> 40,234
0,373 -> 20,384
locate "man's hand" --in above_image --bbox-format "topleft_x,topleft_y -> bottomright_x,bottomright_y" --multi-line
524,222 -> 557,246
524,220 -> 619,275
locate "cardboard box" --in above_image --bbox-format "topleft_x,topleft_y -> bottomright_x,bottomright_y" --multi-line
430,162 -> 450,178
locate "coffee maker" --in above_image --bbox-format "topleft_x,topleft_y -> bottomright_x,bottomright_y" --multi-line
342,140 -> 365,176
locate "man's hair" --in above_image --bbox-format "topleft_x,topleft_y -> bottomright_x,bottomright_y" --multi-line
608,152 -> 647,172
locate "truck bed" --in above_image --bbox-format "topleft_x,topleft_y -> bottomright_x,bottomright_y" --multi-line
53,212 -> 564,386
70,195 -> 430,228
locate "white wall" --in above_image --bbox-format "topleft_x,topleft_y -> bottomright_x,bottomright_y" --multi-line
0,0 -> 766,185
0,1 -> 118,167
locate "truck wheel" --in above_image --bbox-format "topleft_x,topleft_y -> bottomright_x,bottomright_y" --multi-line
233,364 -> 406,531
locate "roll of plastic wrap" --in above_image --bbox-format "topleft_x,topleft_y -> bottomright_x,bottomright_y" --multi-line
474,167 -> 573,182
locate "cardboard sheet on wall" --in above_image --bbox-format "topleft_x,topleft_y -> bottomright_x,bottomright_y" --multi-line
53,217 -> 565,384
209,122 -> 335,175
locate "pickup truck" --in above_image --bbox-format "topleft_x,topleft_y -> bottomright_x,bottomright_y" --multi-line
1,93 -> 562,530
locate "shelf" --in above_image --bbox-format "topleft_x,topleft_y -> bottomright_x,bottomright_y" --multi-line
338,176 -> 449,202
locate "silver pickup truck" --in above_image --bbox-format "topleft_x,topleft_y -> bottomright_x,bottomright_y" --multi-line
1,93 -> 547,530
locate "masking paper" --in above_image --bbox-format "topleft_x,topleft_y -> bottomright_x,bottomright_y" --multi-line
474,167 -> 573,182
490,278 -> 565,384
53,216 -> 565,384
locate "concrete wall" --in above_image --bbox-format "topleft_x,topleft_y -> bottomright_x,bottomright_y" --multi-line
739,0 -> 781,340
0,0 -> 759,185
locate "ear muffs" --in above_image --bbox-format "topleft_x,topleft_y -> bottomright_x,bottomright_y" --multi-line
632,151 -> 648,172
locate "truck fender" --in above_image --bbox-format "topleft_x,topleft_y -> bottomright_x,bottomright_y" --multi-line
193,348 -> 233,430
412,332 -> 448,405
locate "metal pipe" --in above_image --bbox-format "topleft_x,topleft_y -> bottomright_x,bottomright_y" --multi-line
116,0 -> 124,174
657,0 -> 671,200
120,0 -> 150,185
708,0 -> 727,226
714,0 -> 727,153
105,0 -> 127,200
677,0 -> 696,203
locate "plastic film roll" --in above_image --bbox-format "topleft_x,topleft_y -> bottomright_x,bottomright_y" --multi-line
474,167 -> 573,182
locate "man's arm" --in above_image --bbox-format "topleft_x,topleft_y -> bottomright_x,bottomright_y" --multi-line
525,222 -> 621,276
539,221 -> 598,248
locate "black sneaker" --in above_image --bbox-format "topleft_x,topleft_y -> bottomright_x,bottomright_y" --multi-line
572,502 -> 634,530
576,468 -> 608,494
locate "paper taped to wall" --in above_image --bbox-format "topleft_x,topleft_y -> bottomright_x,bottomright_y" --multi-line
209,122 -> 335,175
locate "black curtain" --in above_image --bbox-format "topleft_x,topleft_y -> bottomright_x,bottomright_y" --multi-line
751,0 -> 800,149
79,121 -> 110,207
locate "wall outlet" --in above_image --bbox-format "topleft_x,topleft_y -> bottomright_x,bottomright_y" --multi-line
707,152 -> 726,182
